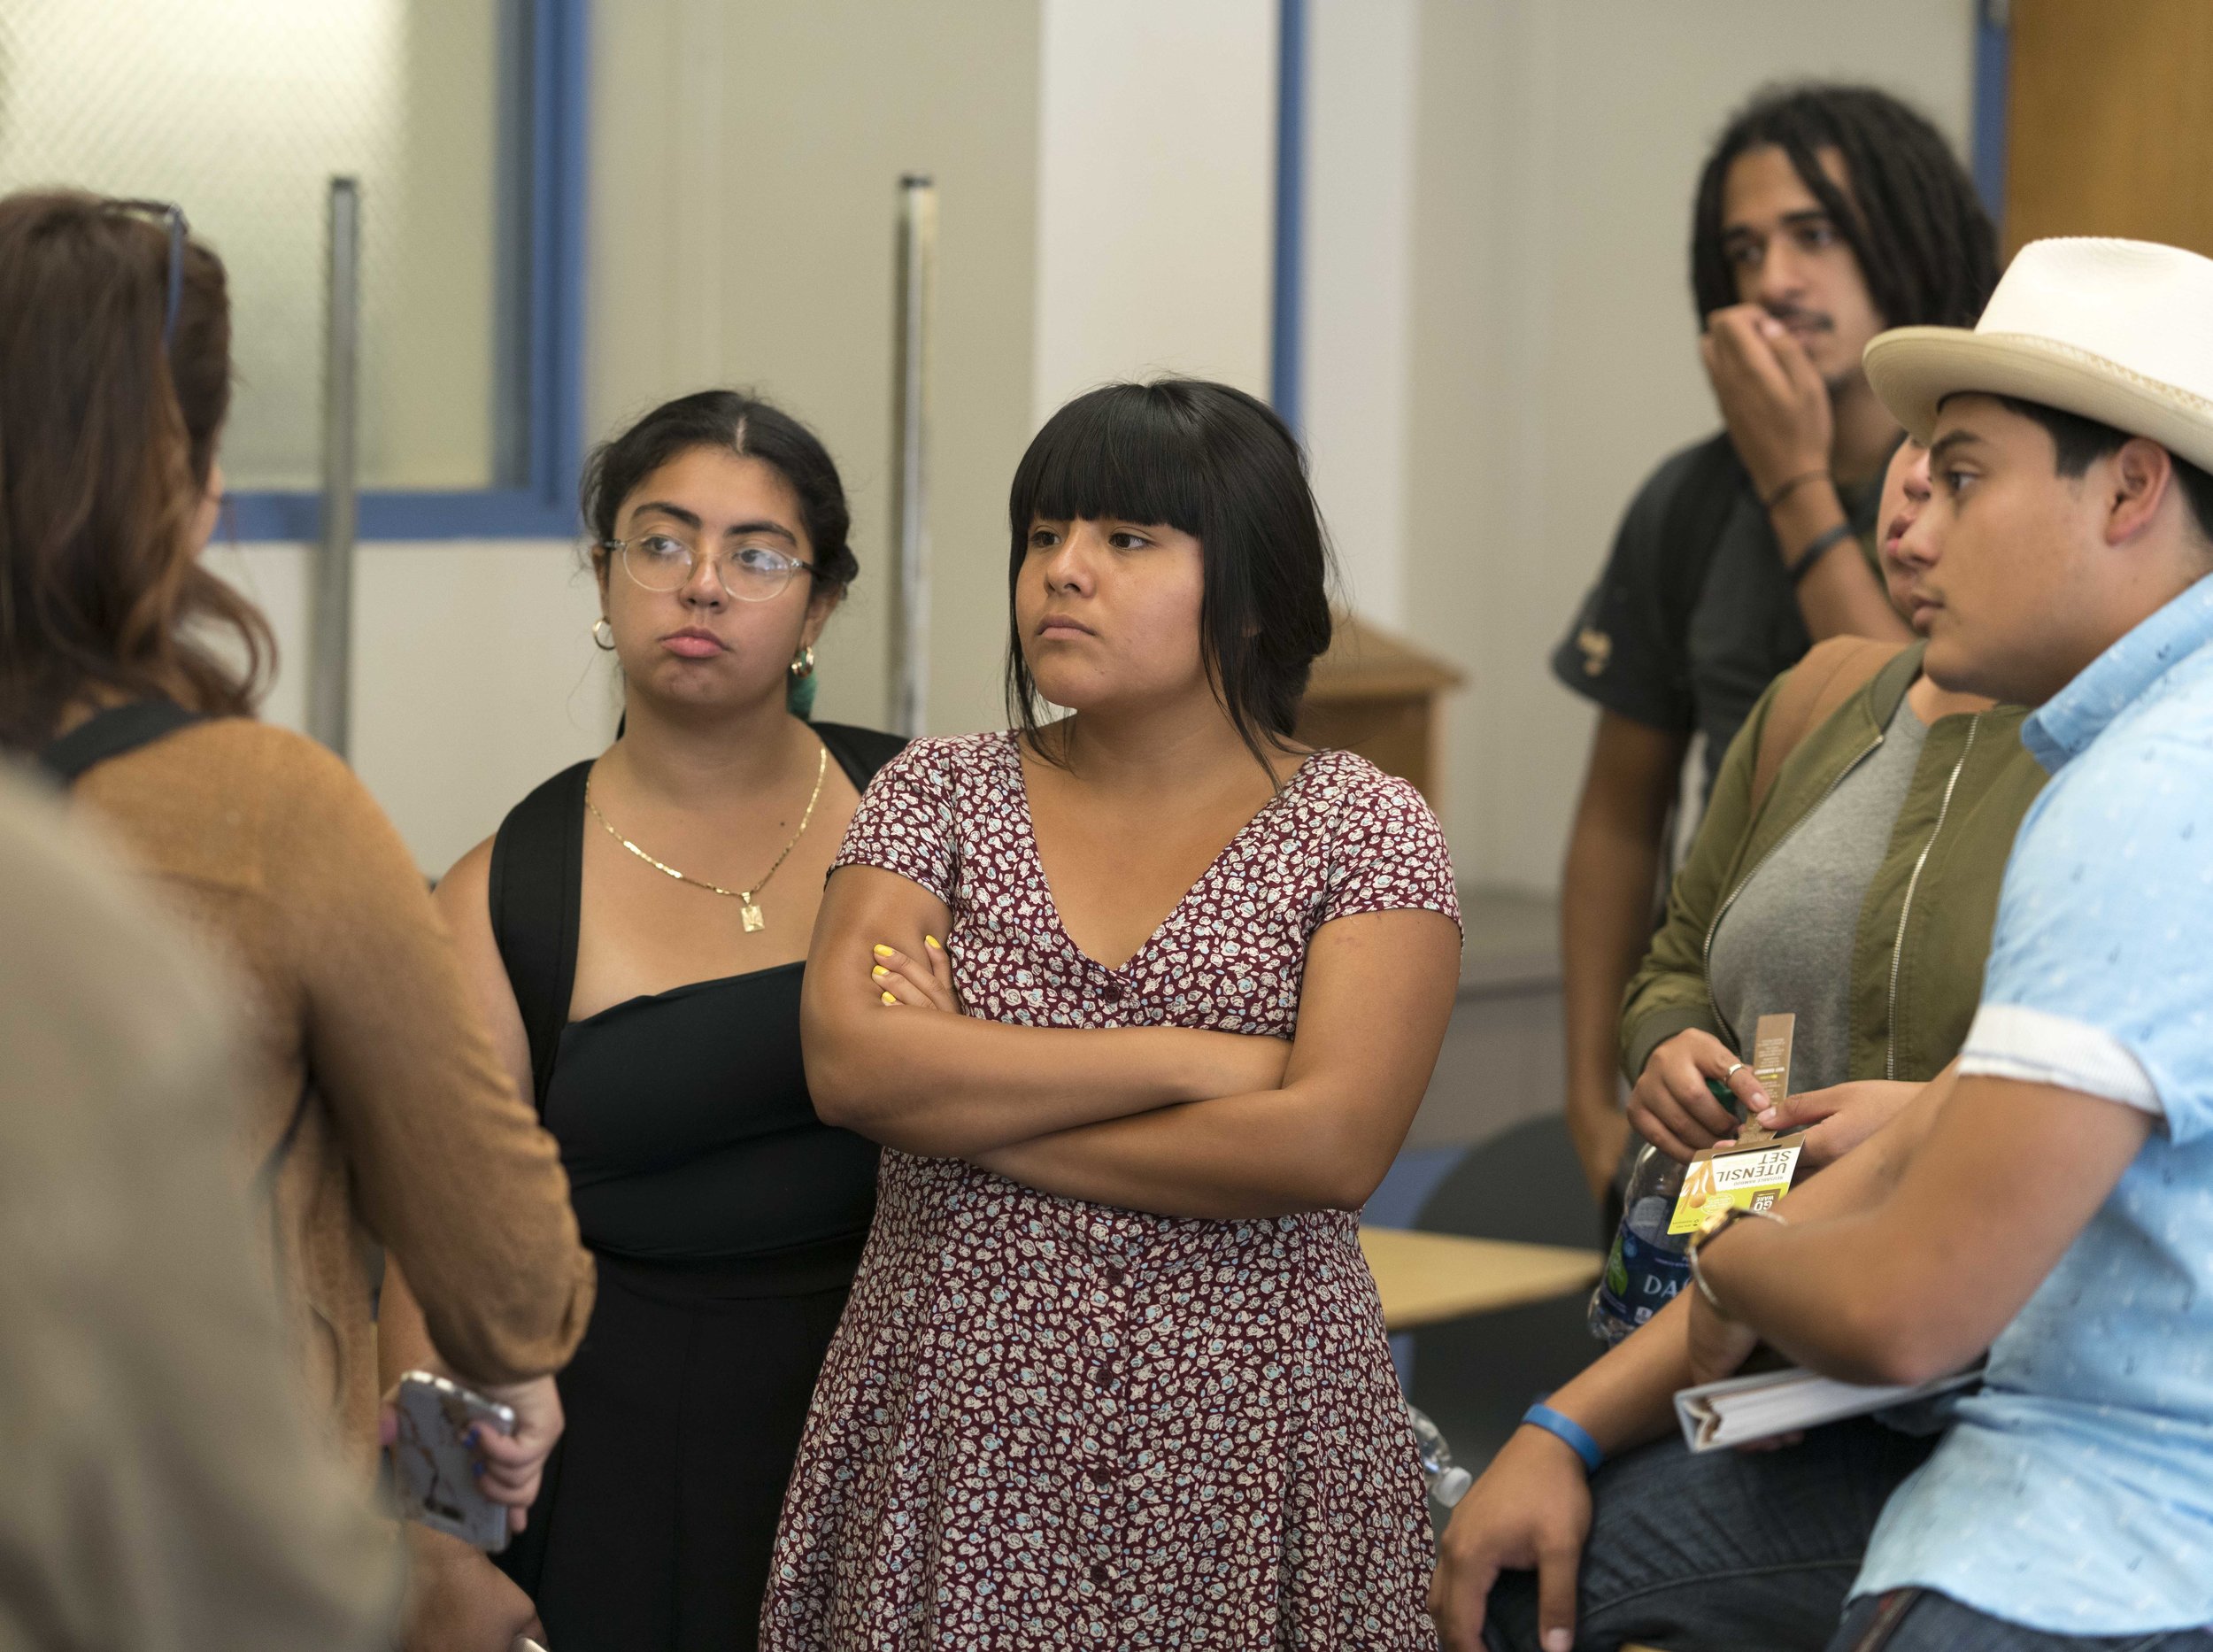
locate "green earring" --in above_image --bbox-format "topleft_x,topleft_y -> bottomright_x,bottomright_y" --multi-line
787,645 -> 818,719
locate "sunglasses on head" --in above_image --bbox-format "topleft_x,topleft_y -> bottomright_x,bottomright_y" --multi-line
107,198 -> 189,350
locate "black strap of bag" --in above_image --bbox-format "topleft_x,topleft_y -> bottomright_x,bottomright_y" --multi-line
39,699 -> 206,782
487,722 -> 910,1114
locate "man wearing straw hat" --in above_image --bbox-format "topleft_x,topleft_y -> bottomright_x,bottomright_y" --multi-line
1435,238 -> 2213,1652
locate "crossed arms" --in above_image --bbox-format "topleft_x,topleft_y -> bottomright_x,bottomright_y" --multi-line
800,864 -> 1462,1220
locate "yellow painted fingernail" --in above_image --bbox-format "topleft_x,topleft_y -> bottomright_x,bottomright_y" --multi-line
881,991 -> 898,1006
925,935 -> 942,950
874,944 -> 894,958
872,965 -> 889,979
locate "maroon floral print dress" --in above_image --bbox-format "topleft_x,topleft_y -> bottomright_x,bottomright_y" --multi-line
762,734 -> 1460,1650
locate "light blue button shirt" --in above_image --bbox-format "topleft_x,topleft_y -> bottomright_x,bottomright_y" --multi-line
1854,575 -> 2213,1634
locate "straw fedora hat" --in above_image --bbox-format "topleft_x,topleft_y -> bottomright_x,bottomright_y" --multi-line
1863,236 -> 2213,475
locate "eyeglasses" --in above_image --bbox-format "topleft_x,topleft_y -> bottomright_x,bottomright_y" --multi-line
109,198 -> 189,350
604,530 -> 817,602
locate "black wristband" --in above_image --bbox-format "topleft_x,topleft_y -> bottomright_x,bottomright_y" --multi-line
1787,521 -> 1856,584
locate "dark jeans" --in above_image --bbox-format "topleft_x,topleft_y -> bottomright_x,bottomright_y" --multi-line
1482,1419 -> 2213,1652
1484,1417 -> 1913,1652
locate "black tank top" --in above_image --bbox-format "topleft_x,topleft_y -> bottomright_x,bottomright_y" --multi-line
487,722 -> 905,1272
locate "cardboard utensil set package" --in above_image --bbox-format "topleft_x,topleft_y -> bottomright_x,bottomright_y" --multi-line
1669,1014 -> 1808,1236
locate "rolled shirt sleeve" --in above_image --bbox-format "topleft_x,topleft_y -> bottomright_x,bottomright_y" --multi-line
1957,730 -> 2213,1141
1959,1003 -> 2161,1115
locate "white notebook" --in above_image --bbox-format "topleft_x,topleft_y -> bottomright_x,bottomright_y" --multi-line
1674,1364 -> 1979,1452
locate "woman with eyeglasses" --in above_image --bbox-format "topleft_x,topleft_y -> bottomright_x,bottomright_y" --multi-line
0,188 -> 593,1623
378,390 -> 902,1650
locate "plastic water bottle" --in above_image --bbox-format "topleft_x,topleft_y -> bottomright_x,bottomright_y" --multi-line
1407,1402 -> 1472,1507
1587,1081 -> 1744,1347
1586,1144 -> 1691,1346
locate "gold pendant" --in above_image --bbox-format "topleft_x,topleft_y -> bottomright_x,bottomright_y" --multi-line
741,900 -> 766,933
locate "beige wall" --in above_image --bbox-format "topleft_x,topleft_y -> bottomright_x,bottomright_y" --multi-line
1397,0 -> 1977,892
212,0 -> 1985,885
590,0 -> 1041,755
382,0 -> 504,490
227,0 -> 1043,876
1301,0 -> 1421,629
209,537 -> 611,876
1031,0 -> 1277,418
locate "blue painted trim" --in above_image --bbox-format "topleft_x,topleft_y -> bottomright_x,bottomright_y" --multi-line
535,0 -> 590,537
1972,8 -> 2010,235
1269,0 -> 1307,434
226,0 -> 588,542
229,489 -> 581,543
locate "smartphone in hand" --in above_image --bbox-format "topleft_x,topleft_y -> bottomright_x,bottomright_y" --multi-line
389,1370 -> 518,1552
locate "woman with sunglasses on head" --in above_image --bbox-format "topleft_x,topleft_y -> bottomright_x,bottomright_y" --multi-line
0,187 -> 593,1617
764,380 -> 1463,1650
379,390 -> 903,1650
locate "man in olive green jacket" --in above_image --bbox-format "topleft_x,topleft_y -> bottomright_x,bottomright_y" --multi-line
1617,638 -> 2046,1168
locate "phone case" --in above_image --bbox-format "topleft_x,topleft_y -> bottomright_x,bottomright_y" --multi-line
389,1370 -> 519,1553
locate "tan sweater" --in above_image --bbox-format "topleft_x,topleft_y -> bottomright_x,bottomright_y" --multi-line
70,719 -> 595,1468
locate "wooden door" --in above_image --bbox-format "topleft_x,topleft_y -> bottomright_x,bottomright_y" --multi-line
2005,0 -> 2213,259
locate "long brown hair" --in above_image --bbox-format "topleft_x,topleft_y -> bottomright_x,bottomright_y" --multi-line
0,190 -> 274,749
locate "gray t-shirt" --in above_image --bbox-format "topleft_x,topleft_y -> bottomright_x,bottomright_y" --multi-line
1708,696 -> 1929,1093
1552,433 -> 1883,802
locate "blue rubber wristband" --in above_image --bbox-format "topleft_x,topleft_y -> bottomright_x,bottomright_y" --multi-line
1521,1401 -> 1604,1474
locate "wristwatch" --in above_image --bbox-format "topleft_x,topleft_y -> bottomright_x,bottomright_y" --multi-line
1685,1202 -> 1788,1314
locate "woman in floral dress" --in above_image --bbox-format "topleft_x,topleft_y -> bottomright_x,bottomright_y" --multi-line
765,380 -> 1462,1650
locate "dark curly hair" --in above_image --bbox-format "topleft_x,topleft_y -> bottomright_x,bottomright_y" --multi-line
1691,82 -> 1997,332
580,389 -> 858,593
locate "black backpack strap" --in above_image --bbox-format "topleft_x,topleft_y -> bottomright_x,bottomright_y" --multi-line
487,761 -> 592,1113
812,721 -> 909,793
41,701 -> 206,783
1655,433 -> 1753,698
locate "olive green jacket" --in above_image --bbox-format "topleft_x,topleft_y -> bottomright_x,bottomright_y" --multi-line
1620,642 -> 2047,1088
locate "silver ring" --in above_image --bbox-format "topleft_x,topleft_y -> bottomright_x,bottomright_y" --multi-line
1723,1062 -> 1746,1082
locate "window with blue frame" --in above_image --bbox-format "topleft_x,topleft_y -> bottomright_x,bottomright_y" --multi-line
0,0 -> 585,540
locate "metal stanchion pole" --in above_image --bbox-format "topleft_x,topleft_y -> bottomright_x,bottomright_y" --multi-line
887,174 -> 936,737
308,176 -> 362,757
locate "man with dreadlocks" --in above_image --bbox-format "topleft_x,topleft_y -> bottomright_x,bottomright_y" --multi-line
1553,83 -> 1998,1214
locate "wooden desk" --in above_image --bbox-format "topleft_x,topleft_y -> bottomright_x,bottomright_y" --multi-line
1295,614 -> 1465,804
1359,1226 -> 1602,1332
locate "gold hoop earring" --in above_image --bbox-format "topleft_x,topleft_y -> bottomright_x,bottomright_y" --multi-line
789,645 -> 816,682
592,617 -> 616,652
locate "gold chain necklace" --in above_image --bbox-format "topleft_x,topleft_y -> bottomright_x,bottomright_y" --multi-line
585,744 -> 828,932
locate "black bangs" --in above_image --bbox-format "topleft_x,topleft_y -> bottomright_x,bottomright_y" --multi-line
1009,382 -> 1210,539
1005,379 -> 1334,774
